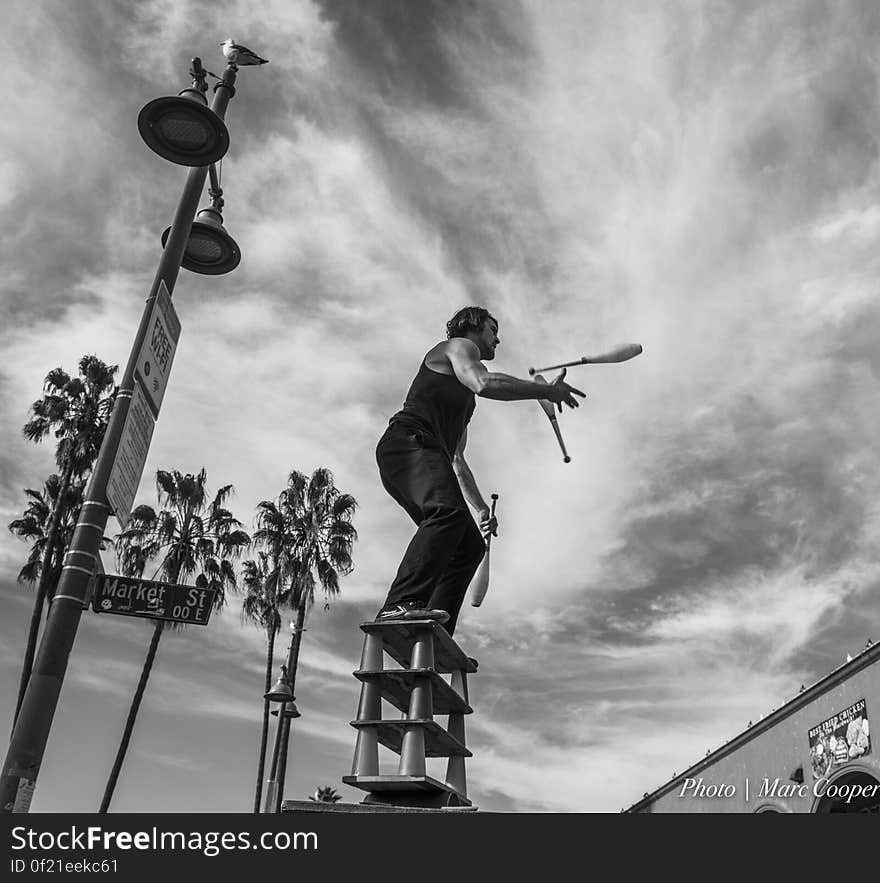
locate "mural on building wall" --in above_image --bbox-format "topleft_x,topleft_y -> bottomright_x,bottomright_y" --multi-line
809,699 -> 872,780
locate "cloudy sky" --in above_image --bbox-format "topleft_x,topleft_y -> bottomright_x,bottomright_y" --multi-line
3,0 -> 880,814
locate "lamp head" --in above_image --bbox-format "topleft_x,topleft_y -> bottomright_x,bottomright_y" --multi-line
264,668 -> 294,703
138,95 -> 230,166
270,702 -> 302,719
161,205 -> 241,275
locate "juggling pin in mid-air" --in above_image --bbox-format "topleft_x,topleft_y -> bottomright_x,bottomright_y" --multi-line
529,343 -> 642,375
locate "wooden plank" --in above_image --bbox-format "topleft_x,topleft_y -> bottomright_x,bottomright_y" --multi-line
354,669 -> 472,716
359,619 -> 477,673
283,798 -> 476,813
351,719 -> 471,758
341,775 -> 472,807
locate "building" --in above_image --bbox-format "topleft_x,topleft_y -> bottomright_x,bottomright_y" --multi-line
626,641 -> 879,813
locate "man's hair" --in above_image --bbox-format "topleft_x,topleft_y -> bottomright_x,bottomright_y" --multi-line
446,306 -> 497,339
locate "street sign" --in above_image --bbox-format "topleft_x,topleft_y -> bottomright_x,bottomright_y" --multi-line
106,382 -> 155,528
108,280 -> 182,528
91,574 -> 217,625
134,280 -> 181,418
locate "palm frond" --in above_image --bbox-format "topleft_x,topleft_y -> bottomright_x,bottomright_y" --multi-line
8,515 -> 44,541
78,355 -> 118,391
254,501 -> 284,533
284,471 -> 309,513
117,542 -> 150,578
328,543 -> 353,575
22,416 -> 50,443
157,511 -> 178,544
332,493 -> 358,519
212,483 -> 234,511
316,558 -> 340,595
155,470 -> 177,502
128,504 -> 158,525
44,368 -> 71,392
22,486 -> 47,504
329,520 -> 358,541
219,558 -> 237,587
17,559 -> 41,584
193,533 -> 212,557
188,514 -> 206,539
221,529 -> 251,556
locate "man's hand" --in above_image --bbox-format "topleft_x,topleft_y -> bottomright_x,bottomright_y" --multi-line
478,508 -> 498,539
544,367 -> 586,412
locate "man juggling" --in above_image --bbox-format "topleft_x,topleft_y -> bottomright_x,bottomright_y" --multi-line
374,306 -> 584,635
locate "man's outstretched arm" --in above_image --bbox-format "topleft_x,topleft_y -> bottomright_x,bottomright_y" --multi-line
445,338 -> 585,408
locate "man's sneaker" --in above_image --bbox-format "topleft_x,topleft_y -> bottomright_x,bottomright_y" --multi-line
375,600 -> 449,624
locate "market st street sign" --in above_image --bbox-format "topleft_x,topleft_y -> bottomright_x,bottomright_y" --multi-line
91,574 -> 216,625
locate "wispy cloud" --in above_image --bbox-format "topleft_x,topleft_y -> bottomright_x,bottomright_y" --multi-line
2,0 -> 880,812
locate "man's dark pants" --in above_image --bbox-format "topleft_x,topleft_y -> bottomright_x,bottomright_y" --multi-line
376,424 -> 485,636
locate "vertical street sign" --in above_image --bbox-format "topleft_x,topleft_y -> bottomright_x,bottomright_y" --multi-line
106,383 -> 155,528
134,279 -> 181,418
106,280 -> 182,527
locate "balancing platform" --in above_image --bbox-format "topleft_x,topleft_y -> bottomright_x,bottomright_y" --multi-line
341,618 -> 477,809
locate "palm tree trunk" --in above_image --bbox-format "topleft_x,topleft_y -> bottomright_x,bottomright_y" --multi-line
11,458 -> 76,732
286,602 -> 308,697
274,601 -> 308,812
98,620 -> 164,813
252,618 -> 277,813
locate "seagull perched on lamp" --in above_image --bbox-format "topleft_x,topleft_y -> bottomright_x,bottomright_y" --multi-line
221,38 -> 269,67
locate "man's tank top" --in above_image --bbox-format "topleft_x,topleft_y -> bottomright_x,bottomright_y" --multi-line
389,359 -> 476,459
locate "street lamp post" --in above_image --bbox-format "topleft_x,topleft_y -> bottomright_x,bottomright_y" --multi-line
0,59 -> 239,814
263,623 -> 304,813
268,701 -> 301,814
272,695 -> 300,813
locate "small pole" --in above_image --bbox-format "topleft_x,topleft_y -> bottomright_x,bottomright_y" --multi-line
263,613 -> 306,812
263,627 -> 294,813
274,711 -> 293,814
263,700 -> 287,813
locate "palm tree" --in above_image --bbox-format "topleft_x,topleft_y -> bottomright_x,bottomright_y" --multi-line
263,467 -> 357,811
12,355 -> 117,726
309,785 -> 343,803
8,475 -> 83,587
99,468 -> 250,813
240,550 -> 293,813
8,475 -> 111,617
